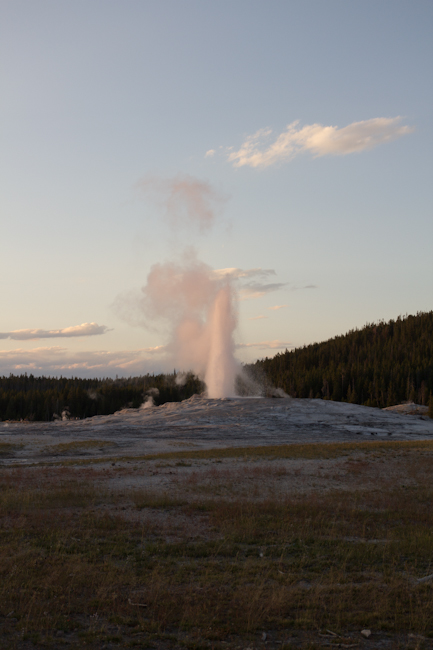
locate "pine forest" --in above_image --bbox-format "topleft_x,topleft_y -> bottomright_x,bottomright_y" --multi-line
253,311 -> 433,409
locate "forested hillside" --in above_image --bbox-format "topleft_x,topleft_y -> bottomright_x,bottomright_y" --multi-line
253,311 -> 433,409
0,373 -> 204,422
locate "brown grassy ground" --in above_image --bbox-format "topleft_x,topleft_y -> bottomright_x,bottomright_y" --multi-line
0,440 -> 432,649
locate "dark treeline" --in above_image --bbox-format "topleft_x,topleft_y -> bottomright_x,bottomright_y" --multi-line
0,372 -> 205,422
252,311 -> 433,409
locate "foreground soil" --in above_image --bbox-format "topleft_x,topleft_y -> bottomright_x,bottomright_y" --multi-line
1,439 -> 432,649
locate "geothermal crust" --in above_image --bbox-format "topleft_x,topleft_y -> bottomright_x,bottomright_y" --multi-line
1,396 -> 433,465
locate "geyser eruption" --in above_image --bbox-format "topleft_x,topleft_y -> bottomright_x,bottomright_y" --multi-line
117,173 -> 246,397
135,254 -> 239,398
204,285 -> 237,397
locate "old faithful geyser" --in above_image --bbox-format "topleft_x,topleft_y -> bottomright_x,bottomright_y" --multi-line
134,255 -> 239,398
204,285 -> 237,398
119,174 -> 240,397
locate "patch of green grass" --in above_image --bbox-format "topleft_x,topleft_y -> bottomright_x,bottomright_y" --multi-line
131,490 -> 187,509
36,438 -> 433,468
143,439 -> 433,461
46,439 -> 115,454
0,481 -> 100,511
0,442 -> 23,457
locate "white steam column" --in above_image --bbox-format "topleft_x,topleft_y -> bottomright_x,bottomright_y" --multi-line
204,285 -> 237,398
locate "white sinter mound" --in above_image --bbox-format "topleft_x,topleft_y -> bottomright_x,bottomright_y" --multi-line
1,396 -> 432,465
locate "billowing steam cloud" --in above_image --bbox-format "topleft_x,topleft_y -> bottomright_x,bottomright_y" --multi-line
116,253 -> 239,398
113,256 -> 289,396
118,174 -> 291,397
136,173 -> 227,232
117,174 -> 243,397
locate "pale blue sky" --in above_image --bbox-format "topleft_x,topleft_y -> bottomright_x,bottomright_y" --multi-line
1,0 -> 432,377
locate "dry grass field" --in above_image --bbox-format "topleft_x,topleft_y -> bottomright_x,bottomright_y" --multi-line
1,439 -> 432,649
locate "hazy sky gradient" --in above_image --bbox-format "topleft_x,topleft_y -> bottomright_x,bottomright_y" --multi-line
1,0 -> 432,377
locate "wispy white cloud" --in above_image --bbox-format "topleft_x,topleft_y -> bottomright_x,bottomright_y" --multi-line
248,315 -> 268,321
236,340 -> 292,350
227,117 -> 414,168
0,323 -> 110,341
268,304 -> 288,311
213,267 -> 276,280
205,149 -> 215,157
288,284 -> 318,292
0,345 -> 167,377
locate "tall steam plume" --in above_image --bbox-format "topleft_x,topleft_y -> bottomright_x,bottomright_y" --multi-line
136,255 -> 239,398
117,174 -> 239,397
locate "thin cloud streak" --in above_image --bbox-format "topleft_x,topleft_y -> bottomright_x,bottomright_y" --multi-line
269,304 -> 288,310
227,117 -> 414,168
239,281 -> 287,301
214,267 -> 276,280
213,267 -> 284,301
213,270 -> 315,298
248,315 -> 268,321
289,284 -> 318,292
236,340 -> 292,350
0,337 -> 291,377
0,323 -> 110,341
0,345 -> 168,377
